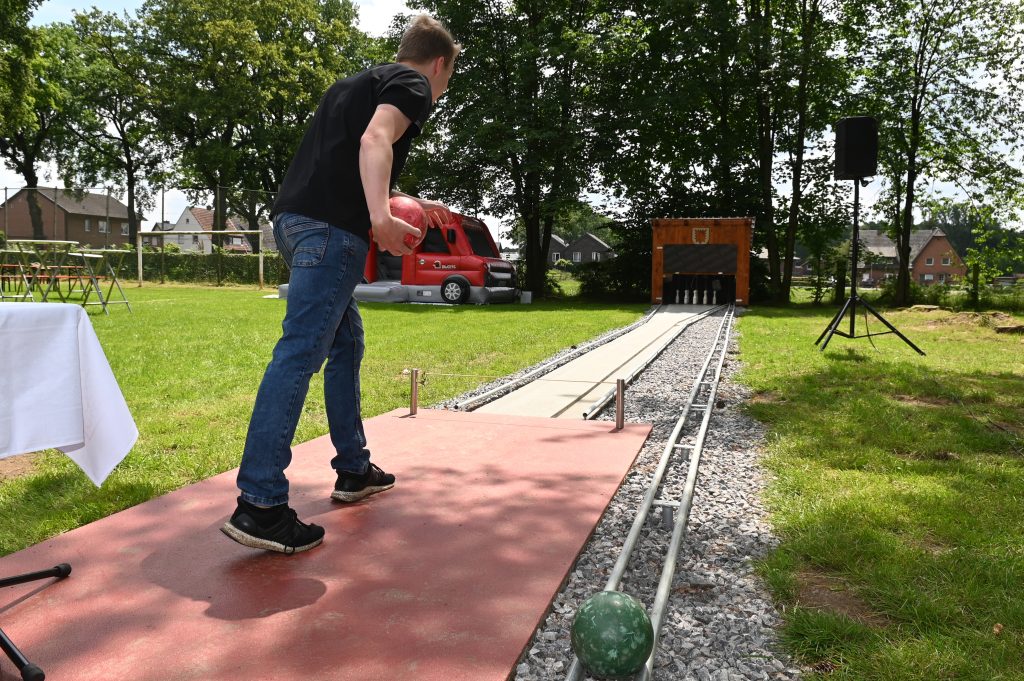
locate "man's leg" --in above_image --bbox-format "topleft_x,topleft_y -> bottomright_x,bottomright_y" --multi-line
325,291 -> 395,502
223,214 -> 367,552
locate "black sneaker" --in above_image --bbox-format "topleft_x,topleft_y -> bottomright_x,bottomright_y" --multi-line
220,497 -> 324,554
331,463 -> 395,502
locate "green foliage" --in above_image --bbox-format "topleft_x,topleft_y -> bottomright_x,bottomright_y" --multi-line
138,0 -> 380,226
117,251 -> 289,286
574,255 -> 648,302
863,0 -> 1024,306
403,0 -> 603,295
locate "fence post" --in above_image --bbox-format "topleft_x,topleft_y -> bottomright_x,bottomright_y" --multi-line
136,232 -> 143,286
410,369 -> 420,415
258,231 -> 264,289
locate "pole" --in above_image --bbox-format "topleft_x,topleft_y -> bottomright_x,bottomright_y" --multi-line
258,231 -> 264,289
52,186 -> 58,239
615,379 -> 625,430
105,190 -> 111,248
136,232 -> 143,286
4,187 -> 7,239
410,369 -> 420,415
849,181 -> 860,337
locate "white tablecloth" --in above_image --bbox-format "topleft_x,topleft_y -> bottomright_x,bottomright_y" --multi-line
0,303 -> 137,485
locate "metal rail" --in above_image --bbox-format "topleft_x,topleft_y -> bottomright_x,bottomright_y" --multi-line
564,304 -> 735,681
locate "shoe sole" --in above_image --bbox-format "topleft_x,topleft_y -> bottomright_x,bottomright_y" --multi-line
330,482 -> 395,503
220,522 -> 323,555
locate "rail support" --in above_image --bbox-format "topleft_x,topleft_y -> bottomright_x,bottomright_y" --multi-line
410,368 -> 420,416
614,379 -> 625,430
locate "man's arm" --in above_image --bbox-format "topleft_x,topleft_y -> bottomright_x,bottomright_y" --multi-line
360,104 -> 420,255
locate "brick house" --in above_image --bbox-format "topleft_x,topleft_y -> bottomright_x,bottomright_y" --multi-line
0,187 -> 133,247
859,228 -> 966,286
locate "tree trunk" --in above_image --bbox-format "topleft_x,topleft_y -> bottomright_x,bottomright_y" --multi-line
750,0 -> 781,301
782,0 -> 817,303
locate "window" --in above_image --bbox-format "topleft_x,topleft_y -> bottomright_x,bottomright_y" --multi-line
551,251 -> 560,262
923,273 -> 934,282
938,273 -> 947,283
592,252 -> 601,262
420,227 -> 449,254
942,256 -> 951,266
84,218 -> 91,232
572,251 -> 581,263
193,235 -> 199,245
925,257 -> 933,266
121,222 -> 129,236
99,220 -> 109,233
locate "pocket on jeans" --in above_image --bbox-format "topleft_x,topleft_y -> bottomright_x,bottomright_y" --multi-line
283,220 -> 329,267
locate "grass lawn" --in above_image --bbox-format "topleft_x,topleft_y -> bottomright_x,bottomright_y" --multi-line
0,284 -> 647,556
738,304 -> 1024,679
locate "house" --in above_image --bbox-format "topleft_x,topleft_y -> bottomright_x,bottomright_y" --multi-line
0,187 -> 133,247
547,234 -> 568,264
565,232 -> 615,264
859,228 -> 966,286
161,207 -> 255,254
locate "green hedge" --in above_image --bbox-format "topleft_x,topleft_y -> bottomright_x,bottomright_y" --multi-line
119,251 -> 290,286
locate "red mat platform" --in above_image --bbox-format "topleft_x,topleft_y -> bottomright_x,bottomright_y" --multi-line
0,409 -> 650,681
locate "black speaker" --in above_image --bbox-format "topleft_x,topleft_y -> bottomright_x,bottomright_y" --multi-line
835,116 -> 878,180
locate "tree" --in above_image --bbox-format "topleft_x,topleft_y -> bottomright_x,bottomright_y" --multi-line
403,0 -> 601,296
0,24 -> 78,239
0,0 -> 40,126
774,0 -> 867,302
55,10 -> 163,245
862,0 -> 1024,305
140,0 -> 372,248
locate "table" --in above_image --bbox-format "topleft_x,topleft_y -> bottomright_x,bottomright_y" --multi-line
0,249 -> 32,302
8,240 -> 79,303
74,249 -> 132,314
0,302 -> 137,485
0,303 -> 135,678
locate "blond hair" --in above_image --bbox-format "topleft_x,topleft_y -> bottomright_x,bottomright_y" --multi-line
396,14 -> 461,67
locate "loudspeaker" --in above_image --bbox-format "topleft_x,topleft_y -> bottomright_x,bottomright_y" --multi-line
835,116 -> 878,180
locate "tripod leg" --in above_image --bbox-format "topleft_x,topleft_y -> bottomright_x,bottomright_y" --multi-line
858,299 -> 926,355
0,565 -> 70,589
815,297 -> 851,345
816,296 -> 854,351
1,628 -> 45,680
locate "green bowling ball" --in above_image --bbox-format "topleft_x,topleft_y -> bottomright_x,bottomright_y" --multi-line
571,591 -> 654,679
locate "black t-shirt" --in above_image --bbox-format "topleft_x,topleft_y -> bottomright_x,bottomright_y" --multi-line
271,63 -> 433,242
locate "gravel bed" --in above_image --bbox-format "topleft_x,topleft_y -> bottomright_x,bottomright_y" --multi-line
435,309 -> 802,680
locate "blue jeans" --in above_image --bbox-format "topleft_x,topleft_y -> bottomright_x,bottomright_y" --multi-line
237,213 -> 371,506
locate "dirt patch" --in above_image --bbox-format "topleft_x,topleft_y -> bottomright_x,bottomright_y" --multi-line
795,570 -> 892,628
750,391 -> 785,404
937,311 -> 1015,327
893,393 -> 953,407
0,452 -> 41,482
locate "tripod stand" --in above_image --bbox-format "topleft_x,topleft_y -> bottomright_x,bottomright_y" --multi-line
815,180 -> 925,355
1,564 -> 71,681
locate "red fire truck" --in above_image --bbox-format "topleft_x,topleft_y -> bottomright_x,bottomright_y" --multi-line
355,212 -> 518,304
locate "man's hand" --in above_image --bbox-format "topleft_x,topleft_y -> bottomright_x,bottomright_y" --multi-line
416,198 -> 453,228
370,214 -> 421,256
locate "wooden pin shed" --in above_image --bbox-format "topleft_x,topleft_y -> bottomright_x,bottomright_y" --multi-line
651,217 -> 754,305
